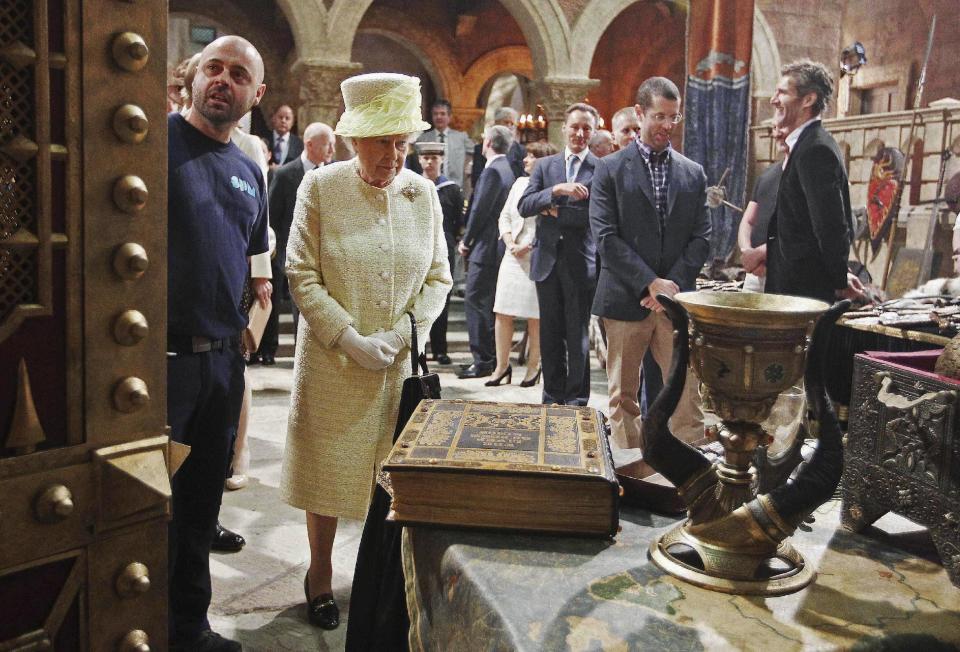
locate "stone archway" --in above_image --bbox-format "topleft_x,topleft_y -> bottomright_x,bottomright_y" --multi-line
570,0 -> 650,78
354,29 -> 453,101
751,6 -> 782,104
274,0 -> 330,60
356,6 -> 464,102
461,46 -> 534,109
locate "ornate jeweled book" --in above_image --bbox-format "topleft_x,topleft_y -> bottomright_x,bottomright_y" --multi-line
383,399 -> 620,537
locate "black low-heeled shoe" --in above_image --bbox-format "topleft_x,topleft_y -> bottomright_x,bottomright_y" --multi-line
519,367 -> 542,387
303,573 -> 339,630
484,365 -> 512,386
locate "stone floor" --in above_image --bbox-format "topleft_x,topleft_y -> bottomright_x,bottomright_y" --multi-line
208,346 -> 959,651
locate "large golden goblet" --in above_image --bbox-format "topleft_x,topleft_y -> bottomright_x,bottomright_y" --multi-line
647,291 -> 832,596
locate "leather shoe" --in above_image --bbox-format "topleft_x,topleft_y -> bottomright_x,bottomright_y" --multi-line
170,629 -> 241,652
457,364 -> 494,379
260,353 -> 275,366
304,573 -> 340,629
211,522 -> 245,553
245,354 -> 260,366
435,354 -> 452,365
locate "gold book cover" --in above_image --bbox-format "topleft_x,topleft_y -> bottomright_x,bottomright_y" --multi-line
383,399 -> 619,537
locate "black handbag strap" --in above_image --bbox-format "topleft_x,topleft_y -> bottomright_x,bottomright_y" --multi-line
407,311 -> 430,376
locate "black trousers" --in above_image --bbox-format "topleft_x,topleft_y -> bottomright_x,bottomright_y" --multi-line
464,260 -> 498,368
429,291 -> 451,356
166,345 -> 245,642
256,258 -> 283,357
536,254 -> 594,406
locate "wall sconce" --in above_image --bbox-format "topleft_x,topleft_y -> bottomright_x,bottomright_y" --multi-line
840,42 -> 867,77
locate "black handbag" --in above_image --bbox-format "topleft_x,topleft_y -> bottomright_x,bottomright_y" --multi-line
345,312 -> 441,652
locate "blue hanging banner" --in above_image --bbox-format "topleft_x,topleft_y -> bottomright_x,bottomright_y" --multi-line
683,0 -> 755,262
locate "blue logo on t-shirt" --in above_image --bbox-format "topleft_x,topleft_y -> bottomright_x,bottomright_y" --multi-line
230,175 -> 258,198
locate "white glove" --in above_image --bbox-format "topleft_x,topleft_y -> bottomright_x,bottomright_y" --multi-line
369,330 -> 405,353
337,326 -> 398,370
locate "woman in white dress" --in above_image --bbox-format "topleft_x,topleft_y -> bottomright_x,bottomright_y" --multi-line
486,141 -> 558,387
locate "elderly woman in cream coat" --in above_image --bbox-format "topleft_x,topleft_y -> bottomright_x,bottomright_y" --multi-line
281,73 -> 451,630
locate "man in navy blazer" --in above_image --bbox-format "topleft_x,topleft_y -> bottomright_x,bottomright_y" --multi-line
518,103 -> 600,405
590,77 -> 710,449
457,125 -> 516,378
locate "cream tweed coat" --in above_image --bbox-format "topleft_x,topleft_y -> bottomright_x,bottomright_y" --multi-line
280,161 -> 452,519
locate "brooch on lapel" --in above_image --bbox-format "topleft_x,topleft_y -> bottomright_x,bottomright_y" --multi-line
400,183 -> 422,202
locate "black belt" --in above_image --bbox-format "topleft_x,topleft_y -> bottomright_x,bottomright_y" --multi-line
167,334 -> 239,354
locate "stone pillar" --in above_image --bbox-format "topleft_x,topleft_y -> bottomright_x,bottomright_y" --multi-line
294,59 -> 363,129
532,77 -> 600,146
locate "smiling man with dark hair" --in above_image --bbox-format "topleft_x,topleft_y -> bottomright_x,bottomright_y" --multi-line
765,59 -> 863,303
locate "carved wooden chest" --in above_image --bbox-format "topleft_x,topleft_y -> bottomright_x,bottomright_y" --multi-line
843,350 -> 960,588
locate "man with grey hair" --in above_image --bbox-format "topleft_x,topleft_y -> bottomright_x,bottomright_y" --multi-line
264,122 -> 336,353
611,106 -> 640,149
765,59 -> 862,303
589,129 -> 616,157
457,124 -> 517,377
472,106 -> 526,187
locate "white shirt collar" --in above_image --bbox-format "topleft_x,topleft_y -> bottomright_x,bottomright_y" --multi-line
273,130 -> 287,142
486,153 -> 506,163
301,150 -> 321,172
564,147 -> 588,163
785,116 -> 820,152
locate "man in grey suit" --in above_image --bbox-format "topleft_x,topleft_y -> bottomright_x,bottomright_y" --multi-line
518,103 -> 600,405
590,77 -> 710,449
417,99 -> 474,189
457,125 -> 516,378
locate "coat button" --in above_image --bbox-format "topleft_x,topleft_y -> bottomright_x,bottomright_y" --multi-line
377,218 -> 387,226
378,300 -> 388,308
380,271 -> 390,280
380,243 -> 389,251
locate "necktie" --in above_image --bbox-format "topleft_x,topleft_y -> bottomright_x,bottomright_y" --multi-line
273,136 -> 284,164
438,132 -> 446,173
567,155 -> 578,183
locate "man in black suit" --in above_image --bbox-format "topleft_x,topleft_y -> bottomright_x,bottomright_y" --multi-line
765,60 -> 862,303
259,122 -> 335,362
457,125 -> 516,378
590,77 -> 710,448
518,103 -> 600,405
471,107 -> 526,191
266,104 -> 304,169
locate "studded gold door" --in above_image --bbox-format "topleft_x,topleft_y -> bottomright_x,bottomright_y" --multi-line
1,1 -> 169,650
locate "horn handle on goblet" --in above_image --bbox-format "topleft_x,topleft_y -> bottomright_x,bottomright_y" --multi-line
766,300 -> 850,528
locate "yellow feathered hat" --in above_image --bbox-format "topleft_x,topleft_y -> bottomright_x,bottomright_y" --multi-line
334,73 -> 432,138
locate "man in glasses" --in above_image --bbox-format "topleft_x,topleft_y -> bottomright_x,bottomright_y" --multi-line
590,76 -> 710,451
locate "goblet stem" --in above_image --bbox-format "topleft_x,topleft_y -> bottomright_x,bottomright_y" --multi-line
714,422 -> 765,514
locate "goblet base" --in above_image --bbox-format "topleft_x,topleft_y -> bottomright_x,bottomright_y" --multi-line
648,521 -> 815,596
